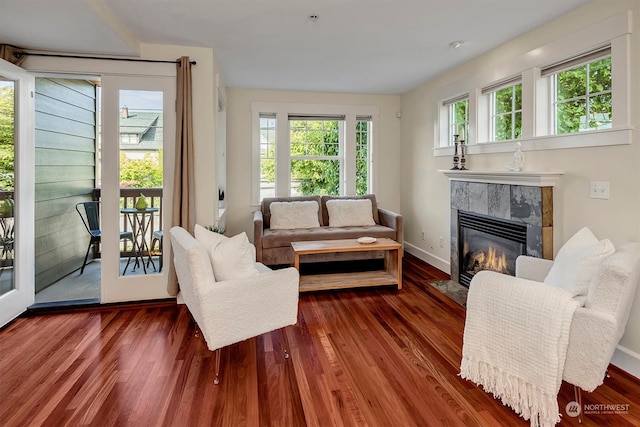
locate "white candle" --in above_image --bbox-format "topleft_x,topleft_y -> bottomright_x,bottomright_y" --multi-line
458,125 -> 465,141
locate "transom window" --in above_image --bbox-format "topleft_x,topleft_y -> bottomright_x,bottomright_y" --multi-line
446,97 -> 468,144
489,83 -> 522,141
549,54 -> 612,134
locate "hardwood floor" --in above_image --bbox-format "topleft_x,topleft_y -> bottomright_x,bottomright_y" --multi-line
1,254 -> 639,426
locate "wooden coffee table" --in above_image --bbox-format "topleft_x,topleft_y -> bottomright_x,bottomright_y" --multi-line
291,238 -> 402,292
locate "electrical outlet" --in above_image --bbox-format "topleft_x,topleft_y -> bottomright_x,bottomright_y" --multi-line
590,181 -> 610,199
421,230 -> 426,240
439,237 -> 444,248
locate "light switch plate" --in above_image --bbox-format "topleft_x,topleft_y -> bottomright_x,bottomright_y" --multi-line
590,181 -> 610,199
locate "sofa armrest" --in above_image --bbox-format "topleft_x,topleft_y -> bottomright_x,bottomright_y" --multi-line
195,267 -> 300,351
563,307 -> 617,392
378,208 -> 403,252
516,255 -> 553,282
253,210 -> 264,262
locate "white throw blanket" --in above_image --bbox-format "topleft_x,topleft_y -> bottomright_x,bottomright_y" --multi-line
460,271 -> 579,427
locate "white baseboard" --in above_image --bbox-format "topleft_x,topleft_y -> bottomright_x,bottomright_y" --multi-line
612,345 -> 640,379
404,242 -> 640,380
404,242 -> 450,275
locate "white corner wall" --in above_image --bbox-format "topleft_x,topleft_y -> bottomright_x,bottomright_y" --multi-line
225,88 -> 401,240
400,0 -> 640,376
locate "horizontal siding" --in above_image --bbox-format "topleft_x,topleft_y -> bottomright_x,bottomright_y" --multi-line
35,78 -> 97,291
35,130 -> 96,152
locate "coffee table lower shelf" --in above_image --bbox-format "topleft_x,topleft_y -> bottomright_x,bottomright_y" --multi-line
299,270 -> 398,292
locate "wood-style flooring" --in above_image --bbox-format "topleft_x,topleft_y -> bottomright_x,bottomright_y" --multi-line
1,254 -> 639,426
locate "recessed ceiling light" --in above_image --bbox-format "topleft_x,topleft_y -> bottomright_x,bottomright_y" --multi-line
308,14 -> 319,23
450,40 -> 464,49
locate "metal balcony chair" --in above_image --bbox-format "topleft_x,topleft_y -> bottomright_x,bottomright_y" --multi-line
148,229 -> 163,271
75,201 -> 134,274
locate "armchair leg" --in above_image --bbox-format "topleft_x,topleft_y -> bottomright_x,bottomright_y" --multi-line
214,349 -> 221,385
573,385 -> 583,424
282,327 -> 291,360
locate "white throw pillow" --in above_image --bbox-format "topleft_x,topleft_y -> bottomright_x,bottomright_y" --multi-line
210,232 -> 259,281
270,201 -> 320,230
326,199 -> 376,227
194,224 -> 227,253
544,226 -> 615,303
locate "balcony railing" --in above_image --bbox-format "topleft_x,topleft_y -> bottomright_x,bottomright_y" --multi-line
93,187 -> 163,256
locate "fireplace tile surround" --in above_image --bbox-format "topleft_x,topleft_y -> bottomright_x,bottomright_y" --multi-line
441,170 -> 562,286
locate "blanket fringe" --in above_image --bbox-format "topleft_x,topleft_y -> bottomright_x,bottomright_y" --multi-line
460,357 -> 561,427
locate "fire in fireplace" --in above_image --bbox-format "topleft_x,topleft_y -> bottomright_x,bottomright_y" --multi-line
458,212 -> 527,287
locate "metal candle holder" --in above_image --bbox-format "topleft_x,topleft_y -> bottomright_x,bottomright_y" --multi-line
451,135 -> 460,170
459,138 -> 467,170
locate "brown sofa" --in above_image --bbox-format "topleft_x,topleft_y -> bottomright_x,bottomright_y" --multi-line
253,194 -> 403,265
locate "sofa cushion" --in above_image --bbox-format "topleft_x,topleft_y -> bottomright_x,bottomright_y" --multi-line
270,200 -> 320,230
262,225 -> 396,249
321,194 -> 379,226
544,226 -> 615,304
326,199 -> 376,227
262,196 -> 322,229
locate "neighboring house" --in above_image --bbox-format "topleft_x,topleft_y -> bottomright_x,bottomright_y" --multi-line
119,106 -> 163,160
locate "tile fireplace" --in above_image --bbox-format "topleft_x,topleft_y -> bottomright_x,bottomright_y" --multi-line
441,170 -> 562,287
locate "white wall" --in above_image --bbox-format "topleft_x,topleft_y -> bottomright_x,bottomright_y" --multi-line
400,0 -> 640,374
225,88 -> 401,239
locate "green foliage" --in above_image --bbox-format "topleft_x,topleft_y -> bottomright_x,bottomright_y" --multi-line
0,85 -> 15,191
556,57 -> 611,133
493,84 -> 522,141
119,150 -> 163,188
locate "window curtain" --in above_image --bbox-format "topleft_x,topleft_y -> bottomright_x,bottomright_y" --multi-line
167,56 -> 195,296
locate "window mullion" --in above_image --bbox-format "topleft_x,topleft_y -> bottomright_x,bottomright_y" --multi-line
344,115 -> 356,195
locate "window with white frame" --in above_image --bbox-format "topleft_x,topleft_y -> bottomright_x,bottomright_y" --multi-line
289,116 -> 342,196
434,12 -> 630,154
444,96 -> 468,144
542,46 -> 612,134
259,113 -> 276,200
484,79 -> 522,141
253,104 -> 375,202
355,118 -> 371,195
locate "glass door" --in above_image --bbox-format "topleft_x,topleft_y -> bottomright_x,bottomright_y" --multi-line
99,75 -> 175,303
0,60 -> 35,327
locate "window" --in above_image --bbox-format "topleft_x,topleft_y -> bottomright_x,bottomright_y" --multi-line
259,113 -> 276,200
547,53 -> 612,134
355,118 -> 371,195
487,82 -> 522,141
444,96 -> 468,144
252,103 -> 376,202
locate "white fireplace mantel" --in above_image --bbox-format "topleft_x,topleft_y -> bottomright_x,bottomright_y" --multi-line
439,170 -> 564,187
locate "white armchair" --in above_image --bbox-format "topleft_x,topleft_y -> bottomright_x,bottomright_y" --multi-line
516,242 -> 640,392
463,241 -> 640,425
169,226 -> 299,385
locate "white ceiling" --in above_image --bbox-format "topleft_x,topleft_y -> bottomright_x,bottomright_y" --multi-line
0,0 -> 589,94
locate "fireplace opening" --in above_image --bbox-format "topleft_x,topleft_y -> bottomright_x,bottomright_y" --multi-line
458,212 -> 527,287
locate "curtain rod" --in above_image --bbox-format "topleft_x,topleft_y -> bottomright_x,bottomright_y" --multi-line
12,51 -> 196,65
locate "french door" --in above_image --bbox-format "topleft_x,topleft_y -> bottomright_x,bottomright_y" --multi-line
100,75 -> 175,303
0,60 -> 35,327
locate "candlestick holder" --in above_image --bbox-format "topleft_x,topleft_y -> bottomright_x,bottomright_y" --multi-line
459,139 -> 467,170
451,135 -> 460,170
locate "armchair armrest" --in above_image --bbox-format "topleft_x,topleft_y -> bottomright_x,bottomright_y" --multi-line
195,266 -> 300,351
516,255 -> 553,282
378,208 -> 403,253
563,307 -> 617,392
253,210 -> 264,262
